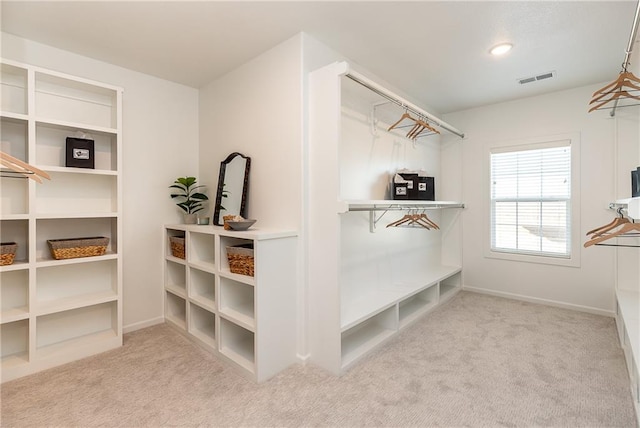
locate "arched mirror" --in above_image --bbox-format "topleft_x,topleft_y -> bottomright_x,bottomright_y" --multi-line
213,152 -> 250,226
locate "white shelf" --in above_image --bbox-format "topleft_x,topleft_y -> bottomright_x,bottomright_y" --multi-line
341,306 -> 396,369
343,199 -> 465,210
1,59 -> 123,382
617,290 -> 639,367
341,265 -> 461,331
1,306 -> 29,324
164,225 -> 297,382
39,166 -> 117,176
35,290 -> 118,317
36,329 -> 117,360
398,286 -> 438,328
614,197 -> 640,220
0,261 -> 29,272
36,253 -> 117,268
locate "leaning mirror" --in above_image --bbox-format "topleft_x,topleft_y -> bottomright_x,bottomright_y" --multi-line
213,152 -> 251,226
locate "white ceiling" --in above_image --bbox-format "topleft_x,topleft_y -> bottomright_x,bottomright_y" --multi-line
1,1 -> 637,113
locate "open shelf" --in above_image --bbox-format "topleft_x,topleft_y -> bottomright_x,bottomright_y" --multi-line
189,267 -> 215,311
399,285 -> 438,328
36,301 -> 117,358
35,121 -> 118,171
35,260 -> 117,315
35,172 -> 117,215
165,292 -> 186,329
341,265 -> 461,331
35,217 -> 116,262
1,319 -> 29,370
1,62 -> 27,115
440,271 -> 462,302
1,115 -> 28,160
341,305 -> 396,369
0,270 -> 28,323
219,276 -> 255,330
189,303 -> 216,348
165,260 -> 186,297
219,236 -> 254,279
219,317 -> 255,373
0,178 -> 28,216
189,231 -> 215,270
0,219 -> 28,262
34,71 -> 118,130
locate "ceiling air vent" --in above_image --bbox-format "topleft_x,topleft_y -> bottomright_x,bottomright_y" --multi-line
518,71 -> 556,85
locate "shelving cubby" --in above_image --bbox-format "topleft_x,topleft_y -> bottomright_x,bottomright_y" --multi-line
1,270 -> 29,323
164,224 -> 297,382
0,59 -> 123,383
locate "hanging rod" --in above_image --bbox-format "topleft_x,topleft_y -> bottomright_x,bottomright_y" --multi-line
611,0 -> 640,117
344,66 -> 465,138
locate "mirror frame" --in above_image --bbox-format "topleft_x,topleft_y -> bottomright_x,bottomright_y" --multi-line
213,152 -> 251,226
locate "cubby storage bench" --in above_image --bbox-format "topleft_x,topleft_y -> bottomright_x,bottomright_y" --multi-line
1,59 -> 122,383
163,224 -> 297,382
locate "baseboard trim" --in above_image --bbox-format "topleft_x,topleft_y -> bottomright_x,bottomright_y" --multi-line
462,286 -> 615,318
123,317 -> 165,334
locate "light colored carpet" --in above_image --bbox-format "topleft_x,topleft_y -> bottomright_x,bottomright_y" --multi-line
1,291 -> 636,427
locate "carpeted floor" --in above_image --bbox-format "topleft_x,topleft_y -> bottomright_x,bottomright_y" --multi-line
1,291 -> 637,427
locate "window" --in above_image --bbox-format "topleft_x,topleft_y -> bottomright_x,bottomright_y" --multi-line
490,140 -> 572,259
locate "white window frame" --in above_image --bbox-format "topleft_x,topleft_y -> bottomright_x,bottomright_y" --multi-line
483,133 -> 581,267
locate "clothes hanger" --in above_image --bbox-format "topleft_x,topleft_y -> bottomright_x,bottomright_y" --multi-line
0,151 -> 51,183
585,209 -> 628,237
590,80 -> 640,104
388,111 -> 416,132
419,212 -> 439,229
584,221 -> 640,247
588,90 -> 640,112
592,71 -> 640,96
386,213 -> 414,228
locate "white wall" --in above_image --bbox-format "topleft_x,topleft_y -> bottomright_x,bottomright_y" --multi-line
199,35 -> 304,230
2,33 -> 200,331
443,83 -> 618,315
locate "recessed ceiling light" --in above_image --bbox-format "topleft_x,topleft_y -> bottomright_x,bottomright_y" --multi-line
490,43 -> 513,56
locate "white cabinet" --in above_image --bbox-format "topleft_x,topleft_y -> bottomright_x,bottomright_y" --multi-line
163,224 -> 297,382
0,59 -> 122,382
307,62 -> 464,374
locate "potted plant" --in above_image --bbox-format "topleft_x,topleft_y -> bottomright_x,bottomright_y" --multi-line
169,176 -> 209,224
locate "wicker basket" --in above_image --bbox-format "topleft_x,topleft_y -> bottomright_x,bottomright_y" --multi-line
0,242 -> 17,266
47,237 -> 109,260
169,236 -> 185,259
226,244 -> 254,277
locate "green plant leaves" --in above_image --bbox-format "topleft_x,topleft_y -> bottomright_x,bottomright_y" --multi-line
170,176 -> 209,214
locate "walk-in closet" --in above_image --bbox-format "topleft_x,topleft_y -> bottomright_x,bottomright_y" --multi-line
0,1 -> 638,427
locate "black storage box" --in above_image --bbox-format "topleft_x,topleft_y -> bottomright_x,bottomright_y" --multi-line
392,182 -> 409,200
398,172 -> 419,199
632,167 -> 640,197
417,176 -> 435,201
66,137 -> 95,169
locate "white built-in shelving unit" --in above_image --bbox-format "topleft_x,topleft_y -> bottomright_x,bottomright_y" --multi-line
611,196 -> 640,416
307,62 -> 465,375
0,59 -> 123,382
163,224 -> 297,382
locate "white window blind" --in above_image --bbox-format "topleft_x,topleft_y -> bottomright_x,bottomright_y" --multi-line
490,140 -> 571,258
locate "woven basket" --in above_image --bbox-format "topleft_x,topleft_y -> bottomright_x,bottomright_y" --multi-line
47,237 -> 109,260
0,242 -> 17,266
226,244 -> 254,277
169,236 -> 185,259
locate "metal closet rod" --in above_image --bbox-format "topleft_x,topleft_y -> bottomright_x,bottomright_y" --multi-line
345,69 -> 465,139
611,0 -> 640,116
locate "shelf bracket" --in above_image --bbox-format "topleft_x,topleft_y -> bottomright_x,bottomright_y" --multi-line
369,209 -> 389,233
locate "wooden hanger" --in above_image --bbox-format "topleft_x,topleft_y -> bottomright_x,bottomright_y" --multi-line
590,80 -> 640,104
588,90 -> 640,112
592,71 -> 640,96
0,151 -> 51,183
585,210 -> 629,237
388,112 -> 415,131
584,221 -> 640,247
